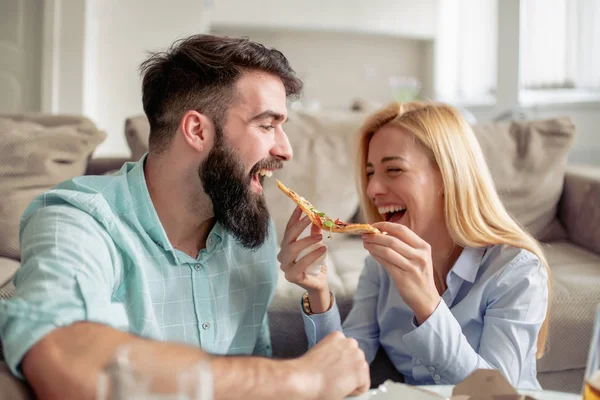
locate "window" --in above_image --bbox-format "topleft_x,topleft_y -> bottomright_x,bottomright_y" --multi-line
520,0 -> 600,90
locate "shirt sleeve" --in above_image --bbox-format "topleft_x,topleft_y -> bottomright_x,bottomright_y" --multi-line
0,205 -> 129,379
301,293 -> 342,347
401,252 -> 548,388
340,257 -> 382,364
253,314 -> 272,357
302,256 -> 382,364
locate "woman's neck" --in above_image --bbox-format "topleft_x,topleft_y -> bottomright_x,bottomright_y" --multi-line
429,233 -> 463,295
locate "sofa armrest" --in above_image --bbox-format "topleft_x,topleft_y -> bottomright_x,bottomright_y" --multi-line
557,165 -> 600,254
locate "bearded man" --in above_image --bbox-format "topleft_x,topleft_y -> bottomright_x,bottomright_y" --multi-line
0,34 -> 370,400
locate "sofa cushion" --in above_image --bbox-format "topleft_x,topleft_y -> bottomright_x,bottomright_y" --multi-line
472,118 -> 575,241
536,241 -> 600,373
0,115 -> 106,260
0,257 -> 19,288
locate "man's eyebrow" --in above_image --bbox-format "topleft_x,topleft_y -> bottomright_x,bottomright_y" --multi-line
250,110 -> 288,123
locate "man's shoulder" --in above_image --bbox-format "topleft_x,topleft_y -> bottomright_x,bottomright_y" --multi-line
21,165 -> 135,230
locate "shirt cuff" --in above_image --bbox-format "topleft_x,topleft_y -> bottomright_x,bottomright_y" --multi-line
402,298 -> 478,384
300,293 -> 342,347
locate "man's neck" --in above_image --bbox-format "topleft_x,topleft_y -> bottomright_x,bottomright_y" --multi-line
144,153 -> 215,258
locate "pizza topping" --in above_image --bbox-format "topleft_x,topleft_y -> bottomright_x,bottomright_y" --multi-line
334,218 -> 348,227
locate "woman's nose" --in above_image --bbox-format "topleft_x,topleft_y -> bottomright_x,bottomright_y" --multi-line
366,175 -> 387,199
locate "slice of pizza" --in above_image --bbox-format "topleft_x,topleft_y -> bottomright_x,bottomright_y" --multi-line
276,179 -> 381,235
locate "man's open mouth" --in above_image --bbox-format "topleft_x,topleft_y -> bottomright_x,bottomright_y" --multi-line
251,168 -> 275,192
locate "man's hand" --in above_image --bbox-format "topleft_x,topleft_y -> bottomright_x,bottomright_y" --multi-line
291,331 -> 370,400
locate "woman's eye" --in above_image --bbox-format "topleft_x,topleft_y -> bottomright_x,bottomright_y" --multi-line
387,168 -> 402,173
366,171 -> 374,179
260,125 -> 275,131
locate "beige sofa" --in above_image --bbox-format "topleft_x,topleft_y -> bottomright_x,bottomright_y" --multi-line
1,111 -> 600,397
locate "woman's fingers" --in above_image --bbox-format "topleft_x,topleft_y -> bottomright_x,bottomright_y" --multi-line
285,244 -> 328,280
371,222 -> 428,250
363,242 -> 410,272
282,214 -> 313,246
310,221 -> 322,236
278,234 -> 323,268
362,231 -> 418,261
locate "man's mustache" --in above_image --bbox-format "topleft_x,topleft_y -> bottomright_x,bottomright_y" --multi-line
249,158 -> 284,177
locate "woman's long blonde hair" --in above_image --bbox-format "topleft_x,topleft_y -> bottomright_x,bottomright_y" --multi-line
355,101 -> 550,358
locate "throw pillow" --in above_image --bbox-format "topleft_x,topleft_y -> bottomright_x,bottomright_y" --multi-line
472,118 -> 575,241
0,115 -> 106,260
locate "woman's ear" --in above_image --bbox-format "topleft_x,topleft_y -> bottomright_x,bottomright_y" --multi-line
180,110 -> 215,152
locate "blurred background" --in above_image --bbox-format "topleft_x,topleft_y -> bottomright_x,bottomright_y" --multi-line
1,0 -> 599,164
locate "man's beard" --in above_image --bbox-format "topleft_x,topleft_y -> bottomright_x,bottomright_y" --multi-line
199,130 -> 282,250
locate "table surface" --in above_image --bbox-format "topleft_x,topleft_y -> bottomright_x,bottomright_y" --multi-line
350,384 -> 582,399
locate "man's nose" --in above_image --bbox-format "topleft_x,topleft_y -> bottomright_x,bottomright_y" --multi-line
271,129 -> 293,161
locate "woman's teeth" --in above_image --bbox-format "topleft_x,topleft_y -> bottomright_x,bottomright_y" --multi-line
258,169 -> 273,177
377,205 -> 406,215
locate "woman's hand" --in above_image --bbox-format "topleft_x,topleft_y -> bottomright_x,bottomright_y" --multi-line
278,206 -> 331,312
362,222 -> 441,324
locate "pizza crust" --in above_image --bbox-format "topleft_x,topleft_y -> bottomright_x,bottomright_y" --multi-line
276,179 -> 381,235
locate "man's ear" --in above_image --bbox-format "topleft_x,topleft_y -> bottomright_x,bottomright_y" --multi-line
180,110 -> 215,152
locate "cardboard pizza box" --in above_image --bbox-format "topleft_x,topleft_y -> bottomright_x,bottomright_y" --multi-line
450,369 -> 537,400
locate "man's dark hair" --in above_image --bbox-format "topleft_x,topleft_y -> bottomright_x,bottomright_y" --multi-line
139,34 -> 303,153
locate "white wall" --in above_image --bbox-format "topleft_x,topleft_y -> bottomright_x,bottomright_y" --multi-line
84,0 -> 209,157
211,27 -> 427,110
0,0 -> 42,113
210,0 -> 438,40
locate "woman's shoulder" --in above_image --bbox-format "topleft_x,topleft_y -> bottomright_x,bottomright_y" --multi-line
479,244 -> 546,282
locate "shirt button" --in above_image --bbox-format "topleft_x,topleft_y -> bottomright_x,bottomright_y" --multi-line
207,237 -> 213,246
194,264 -> 201,271
428,366 -> 435,372
433,374 -> 441,382
202,322 -> 210,330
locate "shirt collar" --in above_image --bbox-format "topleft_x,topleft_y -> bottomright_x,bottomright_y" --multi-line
127,153 -> 174,251
449,246 -> 487,283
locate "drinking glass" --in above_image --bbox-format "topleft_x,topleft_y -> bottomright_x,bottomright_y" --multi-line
584,304 -> 600,400
97,343 -> 213,400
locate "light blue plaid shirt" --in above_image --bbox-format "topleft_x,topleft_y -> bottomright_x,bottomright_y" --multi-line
0,156 -> 278,378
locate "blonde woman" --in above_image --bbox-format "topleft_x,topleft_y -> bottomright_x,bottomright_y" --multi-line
278,102 -> 550,389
